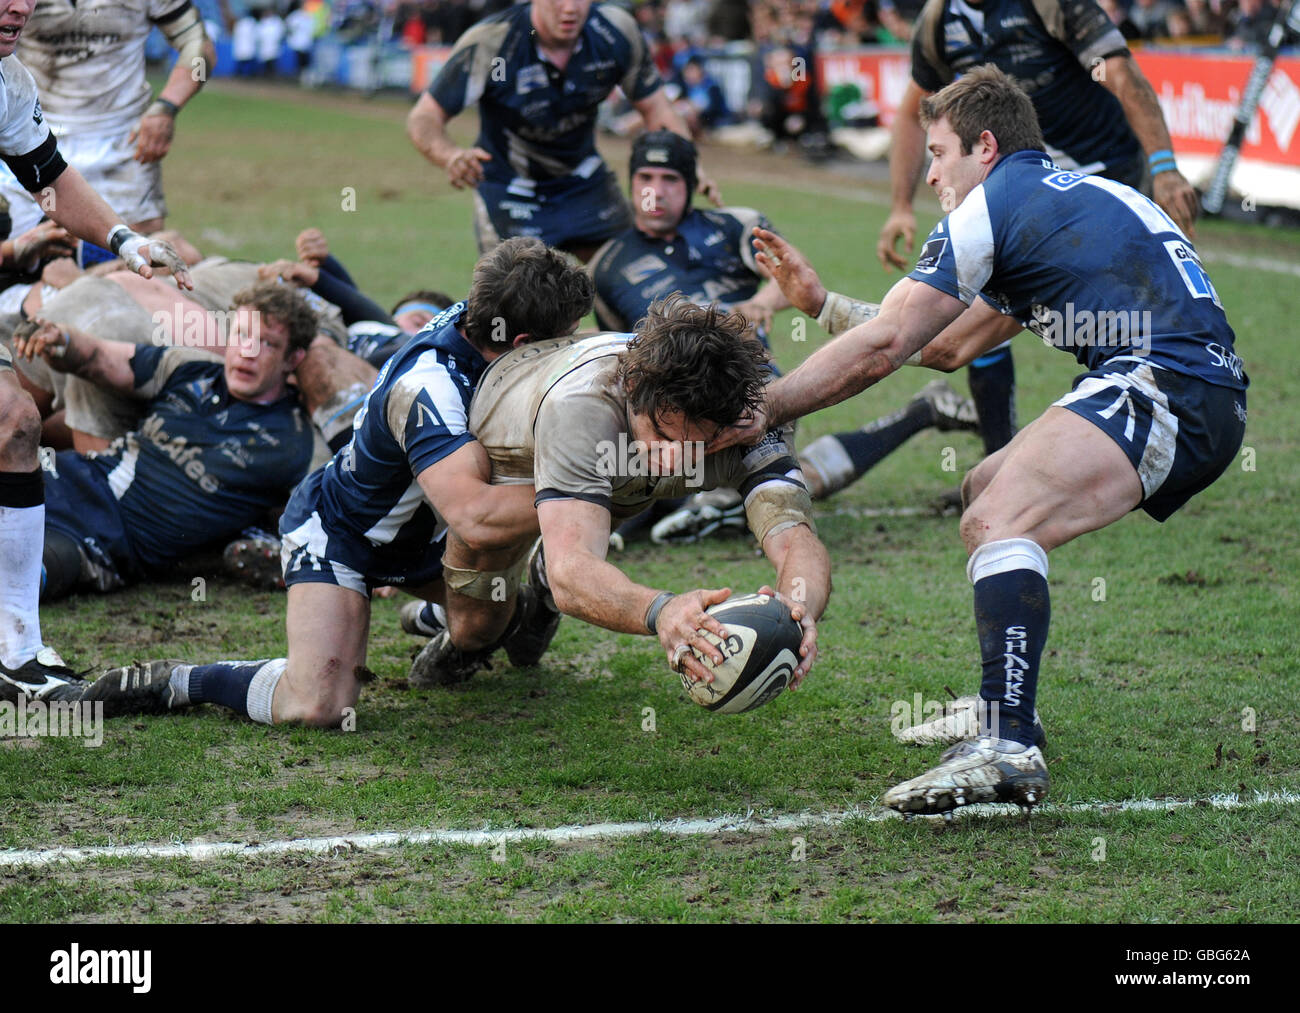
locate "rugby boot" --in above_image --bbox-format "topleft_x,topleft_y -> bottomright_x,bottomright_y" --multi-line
883,736 -> 1049,817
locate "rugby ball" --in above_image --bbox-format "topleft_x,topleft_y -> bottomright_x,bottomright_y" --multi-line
681,593 -> 801,714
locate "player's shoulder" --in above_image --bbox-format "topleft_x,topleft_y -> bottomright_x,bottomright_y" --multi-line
0,54 -> 38,100
452,5 -> 523,51
590,3 -> 644,48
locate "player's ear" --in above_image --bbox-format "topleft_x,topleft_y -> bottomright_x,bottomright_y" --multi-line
512,333 -> 531,348
285,347 -> 307,373
978,129 -> 999,163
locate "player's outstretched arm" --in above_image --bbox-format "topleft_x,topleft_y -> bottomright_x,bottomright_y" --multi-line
406,93 -> 491,189
42,168 -> 193,289
1099,54 -> 1199,238
11,319 -> 138,396
538,497 -> 731,683
878,81 -> 929,271
416,442 -> 540,552
765,277 -> 967,429
758,522 -> 829,687
919,301 -> 1024,372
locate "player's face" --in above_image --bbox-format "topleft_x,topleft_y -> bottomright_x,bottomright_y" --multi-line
628,406 -> 721,478
924,116 -> 994,215
0,0 -> 36,58
532,0 -> 593,48
632,168 -> 690,237
224,309 -> 298,404
394,308 -> 436,333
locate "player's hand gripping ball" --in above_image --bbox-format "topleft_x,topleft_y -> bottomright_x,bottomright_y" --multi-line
682,593 -> 801,713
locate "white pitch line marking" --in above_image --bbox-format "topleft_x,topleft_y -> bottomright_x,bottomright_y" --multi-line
2,792 -> 1296,869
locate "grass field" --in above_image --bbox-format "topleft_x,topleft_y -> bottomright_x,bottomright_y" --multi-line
2,80 -> 1298,923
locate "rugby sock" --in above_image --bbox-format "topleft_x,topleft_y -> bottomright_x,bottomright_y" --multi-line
0,468 -> 46,669
968,538 -> 1050,746
178,658 -> 286,724
800,400 -> 933,498
967,344 -> 1017,455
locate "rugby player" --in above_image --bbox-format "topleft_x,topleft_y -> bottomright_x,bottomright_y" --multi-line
1,0 -> 215,240
863,0 -> 1201,506
0,0 -> 197,701
11,283 -> 317,599
730,66 -> 1246,815
69,239 -> 596,726
414,295 -> 828,691
406,0 -> 720,261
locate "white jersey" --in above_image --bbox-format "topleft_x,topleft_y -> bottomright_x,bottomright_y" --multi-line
0,54 -> 52,158
16,0 -> 190,131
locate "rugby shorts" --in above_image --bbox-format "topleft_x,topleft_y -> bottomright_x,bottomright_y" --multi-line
1054,356 -> 1246,521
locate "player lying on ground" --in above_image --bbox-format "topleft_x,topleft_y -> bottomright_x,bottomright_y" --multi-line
720,65 -> 1247,816
407,0 -> 719,261
8,283 -> 317,602
51,239 -> 595,724
409,294 -> 829,691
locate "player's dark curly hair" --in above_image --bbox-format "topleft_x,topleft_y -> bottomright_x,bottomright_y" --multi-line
617,295 -> 769,429
232,282 -> 318,353
464,237 -> 594,351
919,64 -> 1045,157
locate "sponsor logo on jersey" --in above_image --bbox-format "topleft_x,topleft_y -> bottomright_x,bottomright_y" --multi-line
914,236 -> 948,273
516,64 -> 548,95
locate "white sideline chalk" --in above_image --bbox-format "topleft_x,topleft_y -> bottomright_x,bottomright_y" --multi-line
1,791 -> 1297,869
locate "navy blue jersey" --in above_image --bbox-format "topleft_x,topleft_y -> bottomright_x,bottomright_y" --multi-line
908,150 -> 1246,390
588,207 -> 772,331
280,303 -> 487,581
428,3 -> 661,185
43,348 -> 315,576
347,319 -> 412,368
912,0 -> 1138,173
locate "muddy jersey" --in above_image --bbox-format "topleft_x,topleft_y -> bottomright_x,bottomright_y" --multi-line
908,150 -> 1246,390
17,0 -> 192,130
587,207 -> 772,331
0,54 -> 54,158
911,0 -> 1138,173
469,333 -> 813,542
428,2 -> 661,184
42,346 -> 314,576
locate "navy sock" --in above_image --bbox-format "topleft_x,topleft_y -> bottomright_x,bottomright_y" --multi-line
973,568 -> 1049,745
833,399 -> 933,479
187,661 -> 266,716
967,347 -> 1017,455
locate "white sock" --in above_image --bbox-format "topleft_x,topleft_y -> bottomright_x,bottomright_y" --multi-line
246,658 -> 288,725
0,503 -> 46,669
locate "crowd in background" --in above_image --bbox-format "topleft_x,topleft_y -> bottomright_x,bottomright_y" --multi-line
177,1 -> 1296,146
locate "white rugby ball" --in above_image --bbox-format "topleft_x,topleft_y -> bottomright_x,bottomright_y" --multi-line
681,593 -> 801,714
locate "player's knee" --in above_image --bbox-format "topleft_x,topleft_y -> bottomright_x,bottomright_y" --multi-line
448,598 -> 513,652
958,505 -> 993,554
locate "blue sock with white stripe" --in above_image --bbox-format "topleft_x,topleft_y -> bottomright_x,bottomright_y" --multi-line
175,659 -> 286,724
969,538 -> 1050,746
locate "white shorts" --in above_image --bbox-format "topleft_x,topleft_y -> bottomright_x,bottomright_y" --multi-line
0,123 -> 166,237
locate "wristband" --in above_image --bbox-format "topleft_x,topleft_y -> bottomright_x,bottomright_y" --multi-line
1148,150 -> 1177,175
644,591 -> 676,634
816,290 -> 881,336
147,98 -> 180,118
106,224 -> 139,256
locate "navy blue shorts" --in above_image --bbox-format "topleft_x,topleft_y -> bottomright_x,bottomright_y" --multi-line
280,509 -> 445,597
473,168 -> 632,253
1054,357 -> 1246,521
